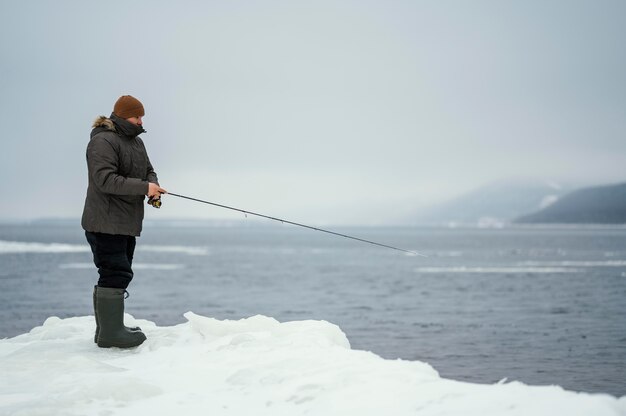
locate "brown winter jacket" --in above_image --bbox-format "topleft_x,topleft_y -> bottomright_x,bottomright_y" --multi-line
81,114 -> 159,236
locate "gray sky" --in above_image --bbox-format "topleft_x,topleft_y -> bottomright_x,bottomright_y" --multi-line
1,0 -> 624,224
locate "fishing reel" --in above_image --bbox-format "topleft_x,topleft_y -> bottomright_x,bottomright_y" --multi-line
147,196 -> 162,209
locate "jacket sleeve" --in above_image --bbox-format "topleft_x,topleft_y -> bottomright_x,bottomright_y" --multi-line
146,155 -> 159,185
87,136 -> 149,195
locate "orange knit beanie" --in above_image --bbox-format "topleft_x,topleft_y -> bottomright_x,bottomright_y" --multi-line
113,95 -> 145,118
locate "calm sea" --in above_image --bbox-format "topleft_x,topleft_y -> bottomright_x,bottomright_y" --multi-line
1,222 -> 625,397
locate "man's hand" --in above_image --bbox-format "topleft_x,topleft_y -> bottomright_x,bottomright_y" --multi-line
147,182 -> 167,198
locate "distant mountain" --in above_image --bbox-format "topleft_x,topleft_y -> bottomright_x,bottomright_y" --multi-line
412,179 -> 572,226
515,182 -> 626,224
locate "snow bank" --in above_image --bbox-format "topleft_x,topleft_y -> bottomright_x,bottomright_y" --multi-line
0,313 -> 624,416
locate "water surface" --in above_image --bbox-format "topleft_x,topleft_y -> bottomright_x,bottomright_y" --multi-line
1,223 -> 624,396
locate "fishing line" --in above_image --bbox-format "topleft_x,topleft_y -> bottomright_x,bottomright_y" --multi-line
166,192 -> 426,257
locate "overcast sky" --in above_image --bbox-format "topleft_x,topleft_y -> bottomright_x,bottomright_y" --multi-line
1,0 -> 624,224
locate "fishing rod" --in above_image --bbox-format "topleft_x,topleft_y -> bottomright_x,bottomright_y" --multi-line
163,192 -> 427,257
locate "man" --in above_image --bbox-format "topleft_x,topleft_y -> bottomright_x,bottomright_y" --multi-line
82,95 -> 166,348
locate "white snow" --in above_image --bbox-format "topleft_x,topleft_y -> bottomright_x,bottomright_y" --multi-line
539,194 -> 560,209
58,263 -> 185,270
518,260 -> 626,267
0,240 -> 209,256
414,266 -> 582,274
1,313 -> 624,415
0,240 -> 89,253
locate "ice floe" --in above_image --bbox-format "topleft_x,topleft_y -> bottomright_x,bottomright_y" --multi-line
1,313 -> 624,415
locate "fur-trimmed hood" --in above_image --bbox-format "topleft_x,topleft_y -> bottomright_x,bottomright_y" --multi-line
91,113 -> 146,138
92,115 -> 116,131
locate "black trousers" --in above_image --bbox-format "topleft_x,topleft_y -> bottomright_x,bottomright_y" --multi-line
85,231 -> 136,289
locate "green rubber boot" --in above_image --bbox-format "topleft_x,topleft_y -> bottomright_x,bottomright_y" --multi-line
93,286 -> 141,343
95,287 -> 146,348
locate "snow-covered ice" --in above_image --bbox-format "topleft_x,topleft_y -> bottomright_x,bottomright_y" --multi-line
58,263 -> 185,270
1,313 -> 624,416
0,240 -> 208,256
